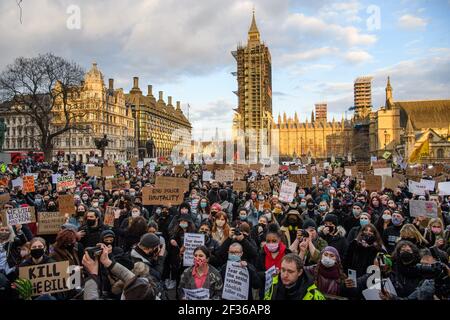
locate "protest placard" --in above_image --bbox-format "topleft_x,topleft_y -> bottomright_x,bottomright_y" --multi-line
202,171 -> 213,182
0,193 -> 10,206
364,175 -> 382,191
183,233 -> 205,267
344,167 -> 352,177
87,166 -> 102,177
102,165 -> 116,177
409,200 -> 438,218
222,261 -> 249,300
2,206 -> 36,226
174,165 -> 185,175
51,174 -> 61,184
37,212 -> 66,235
233,180 -> 247,193
393,173 -> 406,183
374,167 -> 392,177
372,160 -> 387,169
183,288 -> 210,300
253,179 -> 271,193
279,180 -> 297,203
155,176 -> 189,192
215,170 -> 235,182
408,180 -> 427,196
142,186 -> 185,206
149,162 -> 156,172
136,161 -> 144,169
0,177 -> 9,187
130,157 -> 137,168
334,167 -> 343,175
356,162 -> 370,173
19,261 -> 70,296
12,177 -> 23,188
56,175 -> 76,192
419,179 -> 436,191
58,194 -> 75,215
289,174 -> 312,188
383,176 -> 401,190
103,206 -> 118,227
438,181 -> 450,196
264,266 -> 277,297
104,177 -> 130,191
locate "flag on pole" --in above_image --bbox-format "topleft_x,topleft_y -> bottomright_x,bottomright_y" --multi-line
408,139 -> 429,163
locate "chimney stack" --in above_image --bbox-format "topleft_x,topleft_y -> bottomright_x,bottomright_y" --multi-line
176,101 -> 181,110
109,78 -> 114,90
147,85 -> 153,96
159,91 -> 164,101
133,77 -> 139,88
168,96 -> 173,106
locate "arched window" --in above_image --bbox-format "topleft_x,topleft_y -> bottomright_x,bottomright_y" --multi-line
437,148 -> 444,159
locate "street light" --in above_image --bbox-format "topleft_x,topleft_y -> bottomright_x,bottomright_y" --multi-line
384,130 -> 388,151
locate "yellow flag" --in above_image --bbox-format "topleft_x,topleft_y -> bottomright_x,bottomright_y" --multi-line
408,139 -> 429,163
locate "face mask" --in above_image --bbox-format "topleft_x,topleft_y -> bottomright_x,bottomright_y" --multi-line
298,193 -> 305,198
300,202 -> 307,208
363,234 -> 376,245
75,199 -> 81,205
86,219 -> 96,227
92,202 -> 99,208
382,214 -> 391,221
392,216 -> 403,226
266,243 -> 279,253
431,227 -> 442,234
216,220 -> 225,227
30,248 -> 45,259
82,197 -> 88,202
130,192 -> 136,197
200,202 -> 207,209
0,231 -> 10,240
360,219 -> 370,227
194,256 -> 207,268
99,198 -> 105,203
131,211 -> 140,218
35,199 -> 43,205
258,196 -> 264,201
288,217 -> 298,225
77,211 -> 85,217
228,254 -> 241,262
352,209 -> 361,218
399,251 -> 415,265
321,256 -> 336,268
179,222 -> 188,229
319,206 -> 327,212
239,215 -> 247,221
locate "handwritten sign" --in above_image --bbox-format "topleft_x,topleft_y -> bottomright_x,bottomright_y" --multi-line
409,200 -> 438,218
408,180 -> 427,196
202,171 -> 213,182
364,175 -> 382,191
103,206 -> 117,227
104,177 -> 130,190
183,233 -> 205,267
289,174 -> 312,188
155,176 -> 189,192
130,157 -> 137,168
438,182 -> 450,196
56,175 -> 76,192
12,177 -> 23,188
233,180 -> 247,193
183,288 -> 210,300
58,194 -> 75,215
87,166 -> 102,177
37,212 -> 66,235
372,160 -> 387,169
0,193 -> 10,205
142,186 -> 185,206
383,176 -> 401,190
419,179 -> 436,191
264,266 -> 277,297
2,206 -> 36,226
174,165 -> 185,175
215,170 -> 235,182
279,180 -> 297,203
102,166 -> 116,177
19,261 -> 70,297
253,179 -> 271,193
374,167 -> 392,177
222,261 -> 249,300
51,174 -> 61,184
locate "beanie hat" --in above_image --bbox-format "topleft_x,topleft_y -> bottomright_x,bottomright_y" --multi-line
139,233 -> 160,249
302,219 -> 317,230
323,214 -> 339,226
123,276 -> 155,300
61,223 -> 78,232
321,246 -> 341,263
177,214 -> 194,224
100,229 -> 116,240
353,202 -> 364,209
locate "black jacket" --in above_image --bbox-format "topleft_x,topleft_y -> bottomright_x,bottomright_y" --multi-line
79,223 -> 111,248
217,236 -> 258,267
382,225 -> 403,253
343,240 -> 384,277
318,225 -> 349,259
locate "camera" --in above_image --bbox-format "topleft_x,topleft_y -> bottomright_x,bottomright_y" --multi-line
85,245 -> 103,259
415,262 -> 445,277
298,229 -> 309,240
234,227 -> 242,236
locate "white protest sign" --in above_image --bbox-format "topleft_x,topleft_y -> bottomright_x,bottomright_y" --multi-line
408,180 -> 427,196
438,181 -> 450,195
370,156 -> 377,163
344,168 -> 352,177
420,179 -> 436,191
51,174 -> 61,184
183,233 -> 205,267
183,288 -> 210,300
409,200 -> 438,218
374,167 -> 392,177
202,171 -> 213,182
298,168 -> 308,175
149,162 -> 156,173
279,180 -> 297,203
222,261 -> 249,300
12,177 -> 23,188
264,266 -> 277,296
363,278 -> 397,300
2,207 -> 36,226
137,161 -> 144,169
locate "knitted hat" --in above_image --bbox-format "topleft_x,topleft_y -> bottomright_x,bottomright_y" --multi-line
323,214 -> 339,226
302,219 -> 317,230
321,246 -> 341,263
353,202 -> 364,209
100,229 -> 116,240
123,276 -> 155,300
139,233 -> 160,249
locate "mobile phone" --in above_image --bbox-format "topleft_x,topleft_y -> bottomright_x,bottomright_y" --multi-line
347,269 -> 357,288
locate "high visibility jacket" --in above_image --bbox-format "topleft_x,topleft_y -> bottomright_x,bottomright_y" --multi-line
264,275 -> 326,300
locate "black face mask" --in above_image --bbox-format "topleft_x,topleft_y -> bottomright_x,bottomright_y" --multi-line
288,217 -> 298,225
399,251 -> 416,265
327,226 -> 335,234
307,204 -> 315,210
363,234 -> 376,245
30,248 -> 45,259
86,219 -> 96,227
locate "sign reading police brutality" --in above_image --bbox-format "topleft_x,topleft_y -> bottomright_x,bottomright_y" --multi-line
2,206 -> 36,226
19,261 -> 70,296
56,175 -> 76,192
183,233 -> 205,267
409,200 -> 438,218
37,212 -> 66,235
142,186 -> 184,206
279,180 -> 297,203
222,261 -> 249,300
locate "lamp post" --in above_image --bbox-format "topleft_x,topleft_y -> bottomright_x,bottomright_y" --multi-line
384,130 -> 388,151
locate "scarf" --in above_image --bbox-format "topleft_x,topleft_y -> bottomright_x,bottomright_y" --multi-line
264,242 -> 286,270
316,264 -> 340,295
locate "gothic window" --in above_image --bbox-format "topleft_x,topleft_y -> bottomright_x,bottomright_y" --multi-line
437,148 -> 444,158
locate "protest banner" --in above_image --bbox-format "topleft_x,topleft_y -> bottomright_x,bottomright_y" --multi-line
438,181 -> 450,196
289,174 -> 312,188
374,167 -> 392,177
264,266 -> 277,297
420,179 -> 436,191
103,206 -> 118,227
18,261 -> 70,297
183,233 -> 205,267
102,165 -> 116,177
233,180 -> 247,193
408,180 -> 427,196
58,194 -> 75,215
137,161 -> 144,169
383,176 -> 401,190
215,170 -> 235,182
51,174 -> 61,184
2,206 -> 36,226
202,171 -> 213,182
222,261 -> 249,300
409,200 -> 438,218
37,212 -> 66,235
364,175 -> 382,191
0,177 -> 9,187
393,173 -> 406,183
142,186 -> 185,206
253,179 -> 271,193
87,166 -> 102,177
183,288 -> 210,300
155,176 -> 189,192
56,175 -> 76,192
0,193 -> 10,206
279,180 -> 297,203
372,160 -> 387,169
12,177 -> 23,188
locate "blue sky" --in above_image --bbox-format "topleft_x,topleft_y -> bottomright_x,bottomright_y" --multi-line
0,0 -> 449,140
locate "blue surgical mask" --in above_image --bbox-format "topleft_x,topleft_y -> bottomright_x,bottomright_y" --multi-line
319,206 -> 327,212
392,217 -> 403,226
35,199 -> 42,205
200,202 -> 207,209
360,219 -> 370,227
352,209 -> 361,218
300,202 -> 307,208
179,222 -> 188,229
299,193 -> 306,198
239,215 -> 247,221
228,254 -> 241,262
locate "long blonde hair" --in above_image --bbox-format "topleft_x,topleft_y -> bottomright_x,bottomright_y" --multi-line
400,224 -> 428,246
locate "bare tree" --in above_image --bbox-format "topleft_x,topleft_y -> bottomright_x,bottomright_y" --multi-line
0,53 -> 89,161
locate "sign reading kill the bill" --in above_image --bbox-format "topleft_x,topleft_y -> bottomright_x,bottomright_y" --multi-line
19,261 -> 70,296
142,186 -> 184,206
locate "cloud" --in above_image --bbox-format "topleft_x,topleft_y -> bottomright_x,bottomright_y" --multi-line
280,47 -> 339,63
398,14 -> 428,29
273,91 -> 289,96
344,50 -> 373,64
189,99 -> 234,139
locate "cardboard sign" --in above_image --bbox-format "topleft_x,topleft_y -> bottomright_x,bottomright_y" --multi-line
155,176 -> 189,192
364,175 -> 382,191
233,180 -> 247,193
202,171 -> 213,182
289,174 -> 312,188
103,206 -> 117,227
2,206 -> 36,226
344,167 -> 352,177
104,177 -> 130,191
374,167 -> 392,177
419,179 -> 436,191
183,288 -> 210,300
438,181 -> 450,196
253,179 -> 271,193
12,177 -> 23,188
37,212 -> 66,235
261,165 -> 279,176
174,165 -> 185,175
56,175 -> 76,192
249,164 -> 261,171
372,160 -> 387,169
142,186 -> 185,206
356,162 -> 370,173
222,261 -> 249,300
130,157 -> 137,168
409,200 -> 438,218
408,180 -> 427,196
215,170 -> 235,182
102,165 -> 116,177
87,166 -> 102,177
393,173 -> 406,183
0,193 -> 10,205
383,176 -> 401,190
279,180 -> 297,203
18,261 -> 70,297
0,177 -> 9,187
406,167 -> 421,177
183,233 -> 205,267
58,194 -> 75,215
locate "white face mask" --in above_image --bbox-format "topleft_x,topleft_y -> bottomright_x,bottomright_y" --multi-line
216,220 -> 225,228
321,256 -> 336,268
131,211 -> 140,218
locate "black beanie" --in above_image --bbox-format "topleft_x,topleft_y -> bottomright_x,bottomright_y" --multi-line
139,233 -> 160,249
302,219 -> 317,230
323,214 -> 339,226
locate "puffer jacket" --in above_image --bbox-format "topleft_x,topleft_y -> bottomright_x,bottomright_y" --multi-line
318,225 -> 349,259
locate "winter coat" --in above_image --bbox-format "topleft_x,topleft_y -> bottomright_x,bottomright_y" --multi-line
178,265 -> 223,300
318,225 -> 349,259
